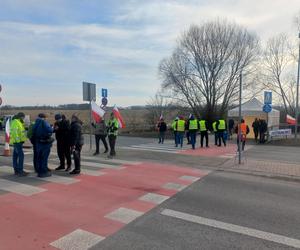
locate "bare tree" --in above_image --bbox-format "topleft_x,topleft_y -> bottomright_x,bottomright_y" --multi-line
159,19 -> 259,121
263,33 -> 296,114
145,92 -> 170,128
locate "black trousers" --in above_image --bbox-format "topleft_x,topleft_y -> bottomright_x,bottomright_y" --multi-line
200,131 -> 209,147
254,130 -> 259,142
108,135 -> 117,156
259,131 -> 265,143
57,141 -> 71,168
32,143 -> 38,172
73,145 -> 82,171
218,131 -> 226,146
95,135 -> 108,153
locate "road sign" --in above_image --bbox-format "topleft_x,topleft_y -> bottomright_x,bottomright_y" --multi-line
101,97 -> 108,106
101,88 -> 108,98
83,82 -> 96,101
0,97 -> 2,106
264,91 -> 272,105
263,104 -> 272,113
0,84 -> 2,93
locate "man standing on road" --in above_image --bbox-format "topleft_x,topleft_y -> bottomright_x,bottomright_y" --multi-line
10,112 -> 28,176
176,116 -> 186,148
212,120 -> 218,146
235,119 -> 250,151
107,112 -> 119,158
92,119 -> 108,155
69,115 -> 84,174
33,113 -> 53,178
217,118 -> 227,147
171,117 -> 178,146
54,114 -> 72,171
157,118 -> 167,144
199,118 -> 209,148
252,118 -> 259,143
187,115 -> 198,149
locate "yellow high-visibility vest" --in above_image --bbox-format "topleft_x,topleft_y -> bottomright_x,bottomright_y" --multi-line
199,120 -> 207,131
218,120 -> 226,130
177,120 -> 185,132
10,119 -> 27,144
189,119 -> 198,130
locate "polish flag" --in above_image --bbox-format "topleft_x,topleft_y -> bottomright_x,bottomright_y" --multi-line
286,114 -> 296,125
5,119 -> 10,143
113,105 -> 126,128
91,101 -> 105,122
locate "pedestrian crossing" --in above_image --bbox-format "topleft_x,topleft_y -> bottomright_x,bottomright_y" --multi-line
121,140 -> 191,154
0,155 -> 140,196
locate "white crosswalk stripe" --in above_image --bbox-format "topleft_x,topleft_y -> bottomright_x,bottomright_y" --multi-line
0,178 -> 46,196
121,141 -> 191,154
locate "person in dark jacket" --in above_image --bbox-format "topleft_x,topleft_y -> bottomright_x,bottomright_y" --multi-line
69,115 -> 84,174
252,118 -> 259,143
92,119 -> 108,155
33,113 -> 53,178
157,118 -> 167,144
259,119 -> 268,144
54,114 -> 72,171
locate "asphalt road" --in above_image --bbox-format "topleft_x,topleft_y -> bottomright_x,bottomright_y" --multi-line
91,171 -> 300,250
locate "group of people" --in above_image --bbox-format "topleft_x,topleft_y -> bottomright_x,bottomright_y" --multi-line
157,116 -> 228,150
252,118 -> 268,144
9,111 -> 119,178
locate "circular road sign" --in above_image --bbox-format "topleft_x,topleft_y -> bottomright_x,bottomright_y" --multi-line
263,104 -> 272,113
0,84 -> 2,93
101,97 -> 108,106
0,97 -> 2,106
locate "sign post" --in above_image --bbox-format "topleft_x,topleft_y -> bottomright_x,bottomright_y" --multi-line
238,73 -> 242,165
83,82 -> 96,150
295,32 -> 300,140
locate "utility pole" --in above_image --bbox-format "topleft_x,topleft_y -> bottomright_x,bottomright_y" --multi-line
238,73 -> 242,164
295,32 -> 300,140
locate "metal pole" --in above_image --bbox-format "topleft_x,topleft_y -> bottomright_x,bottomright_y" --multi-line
295,32 -> 300,140
89,100 -> 92,150
238,73 -> 242,164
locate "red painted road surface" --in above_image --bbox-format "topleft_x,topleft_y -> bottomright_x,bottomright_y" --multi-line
0,162 -> 208,250
180,143 -> 237,156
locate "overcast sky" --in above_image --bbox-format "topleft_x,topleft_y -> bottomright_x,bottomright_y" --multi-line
1,0 -> 299,107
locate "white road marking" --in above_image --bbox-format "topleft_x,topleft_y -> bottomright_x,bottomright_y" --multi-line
105,207 -> 144,224
179,175 -> 200,182
0,178 -> 46,196
50,229 -> 105,250
81,156 -> 141,165
139,193 -> 170,204
80,169 -> 106,177
80,161 -> 122,169
163,182 -> 187,191
121,146 -> 179,154
161,209 -> 300,249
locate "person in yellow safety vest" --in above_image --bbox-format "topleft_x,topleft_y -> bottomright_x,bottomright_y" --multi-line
187,114 -> 198,149
199,119 -> 209,148
171,117 -> 178,146
235,119 -> 250,151
216,118 -> 227,147
107,112 -> 119,158
212,121 -> 218,146
176,116 -> 186,148
9,112 -> 28,176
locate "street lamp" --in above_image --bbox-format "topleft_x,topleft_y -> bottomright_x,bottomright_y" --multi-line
295,32 -> 300,140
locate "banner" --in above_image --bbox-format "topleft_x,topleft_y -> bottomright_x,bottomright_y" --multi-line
286,114 -> 296,125
113,105 -> 125,128
91,101 -> 105,122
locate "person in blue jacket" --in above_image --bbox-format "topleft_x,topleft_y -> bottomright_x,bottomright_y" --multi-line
32,113 -> 54,178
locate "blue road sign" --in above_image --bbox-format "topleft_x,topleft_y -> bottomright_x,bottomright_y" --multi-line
264,91 -> 272,105
101,97 -> 108,106
263,104 -> 272,113
101,88 -> 108,98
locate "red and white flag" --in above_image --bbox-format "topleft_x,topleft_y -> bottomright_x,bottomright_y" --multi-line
159,113 -> 163,120
113,105 -> 126,128
91,101 -> 105,123
5,119 -> 10,143
286,114 -> 296,125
